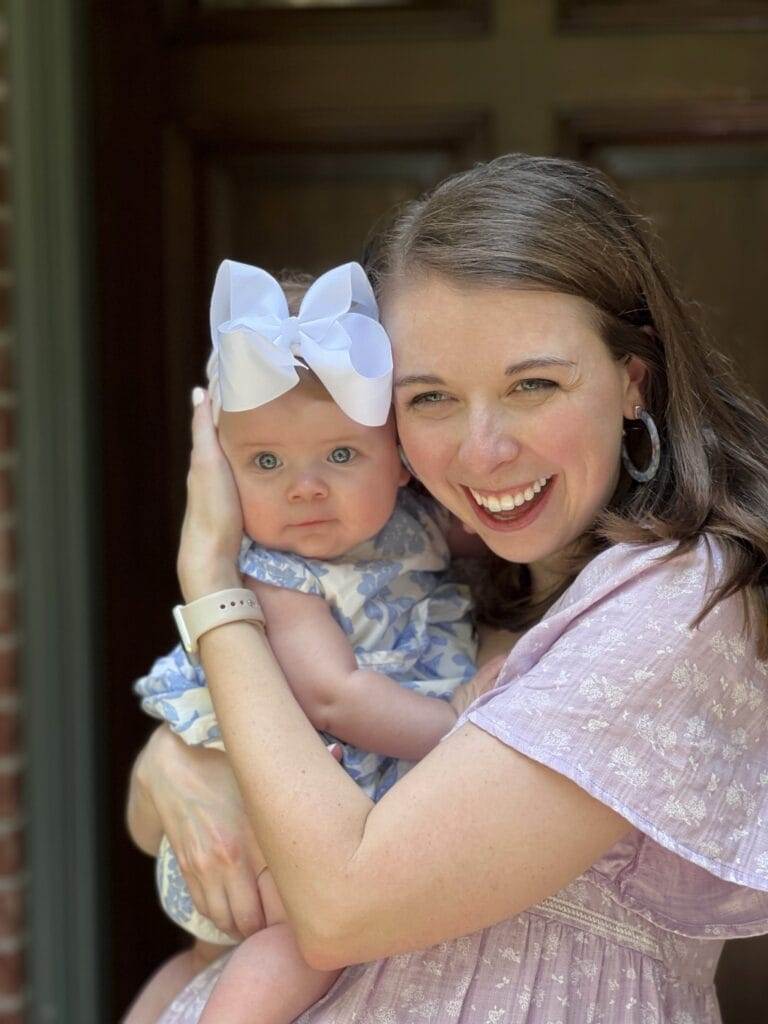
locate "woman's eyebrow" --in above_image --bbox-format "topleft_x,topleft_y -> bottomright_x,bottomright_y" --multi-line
395,357 -> 576,389
505,356 -> 577,375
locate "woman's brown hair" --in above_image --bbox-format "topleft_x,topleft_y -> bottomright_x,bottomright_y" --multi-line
364,153 -> 768,656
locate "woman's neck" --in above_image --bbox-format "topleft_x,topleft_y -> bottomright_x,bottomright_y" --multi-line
528,544 -> 582,602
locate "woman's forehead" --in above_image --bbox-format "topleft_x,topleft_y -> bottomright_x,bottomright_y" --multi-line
383,278 -> 603,370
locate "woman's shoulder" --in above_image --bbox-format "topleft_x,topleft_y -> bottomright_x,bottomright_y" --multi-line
465,532 -> 768,900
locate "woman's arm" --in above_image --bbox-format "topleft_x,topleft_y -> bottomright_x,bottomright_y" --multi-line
179,392 -> 633,969
196,620 -> 631,968
248,579 -> 456,760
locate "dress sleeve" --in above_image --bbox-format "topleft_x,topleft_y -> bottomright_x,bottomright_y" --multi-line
464,537 -> 768,908
238,540 -> 326,597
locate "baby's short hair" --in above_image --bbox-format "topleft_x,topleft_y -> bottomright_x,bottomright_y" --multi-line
207,269 -> 325,423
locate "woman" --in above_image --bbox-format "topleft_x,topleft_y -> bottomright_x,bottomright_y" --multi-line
128,154 -> 768,1022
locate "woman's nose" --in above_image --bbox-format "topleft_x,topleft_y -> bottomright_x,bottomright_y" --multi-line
287,472 -> 329,502
457,411 -> 521,476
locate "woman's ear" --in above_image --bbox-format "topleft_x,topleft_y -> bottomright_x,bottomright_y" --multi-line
622,354 -> 649,418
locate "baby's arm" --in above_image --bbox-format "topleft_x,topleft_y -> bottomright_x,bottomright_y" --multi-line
245,579 -> 456,761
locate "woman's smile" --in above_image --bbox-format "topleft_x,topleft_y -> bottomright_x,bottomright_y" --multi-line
462,475 -> 556,531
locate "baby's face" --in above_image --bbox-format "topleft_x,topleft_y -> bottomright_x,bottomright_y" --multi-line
218,386 -> 409,559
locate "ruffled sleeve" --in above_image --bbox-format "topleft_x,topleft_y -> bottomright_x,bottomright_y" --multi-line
238,539 -> 326,597
463,536 -> 768,935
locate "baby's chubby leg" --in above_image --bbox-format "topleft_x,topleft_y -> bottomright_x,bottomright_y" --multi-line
198,868 -> 341,1024
122,939 -> 228,1024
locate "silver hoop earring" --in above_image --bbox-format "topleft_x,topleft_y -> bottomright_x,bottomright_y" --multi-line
621,406 -> 660,483
398,444 -> 417,478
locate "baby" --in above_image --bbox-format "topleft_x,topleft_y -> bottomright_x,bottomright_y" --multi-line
131,260 -> 479,1024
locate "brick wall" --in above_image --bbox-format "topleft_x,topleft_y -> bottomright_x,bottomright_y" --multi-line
0,6 -> 24,1022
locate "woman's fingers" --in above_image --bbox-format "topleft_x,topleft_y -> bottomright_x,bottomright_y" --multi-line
177,386 -> 244,601
201,881 -> 242,941
189,388 -> 222,464
225,864 -> 267,938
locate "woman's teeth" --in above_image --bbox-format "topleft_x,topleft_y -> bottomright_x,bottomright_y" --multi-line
469,477 -> 551,513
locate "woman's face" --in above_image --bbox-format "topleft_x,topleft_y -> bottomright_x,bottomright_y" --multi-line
385,276 -> 646,583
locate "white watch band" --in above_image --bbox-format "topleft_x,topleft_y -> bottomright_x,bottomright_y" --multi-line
173,588 -> 265,659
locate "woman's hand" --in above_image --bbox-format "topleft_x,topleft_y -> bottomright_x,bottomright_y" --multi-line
177,388 -> 243,603
133,726 -> 268,940
449,654 -> 508,717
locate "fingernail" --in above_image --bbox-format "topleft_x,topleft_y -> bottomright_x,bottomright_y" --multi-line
192,387 -> 205,407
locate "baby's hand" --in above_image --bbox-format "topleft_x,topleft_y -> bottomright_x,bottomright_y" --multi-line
450,654 -> 508,717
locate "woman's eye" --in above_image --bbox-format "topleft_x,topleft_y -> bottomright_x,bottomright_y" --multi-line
512,378 -> 557,394
409,391 -> 450,407
328,447 -> 356,465
254,452 -> 282,470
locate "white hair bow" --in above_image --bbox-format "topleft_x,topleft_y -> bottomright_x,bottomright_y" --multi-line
210,260 -> 393,427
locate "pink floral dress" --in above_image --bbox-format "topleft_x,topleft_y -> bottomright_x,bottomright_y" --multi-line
158,536 -> 768,1023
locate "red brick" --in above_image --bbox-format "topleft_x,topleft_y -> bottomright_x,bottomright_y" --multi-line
0,472 -> 12,514
0,773 -> 20,819
0,647 -> 16,694
0,410 -> 13,452
0,527 -> 13,577
0,285 -> 9,332
0,528 -> 13,578
0,831 -> 22,875
0,886 -> 23,941
0,714 -> 18,757
0,222 -> 8,275
0,592 -> 14,635
0,348 -> 11,392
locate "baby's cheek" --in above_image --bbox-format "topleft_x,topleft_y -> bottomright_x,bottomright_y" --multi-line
241,499 -> 280,547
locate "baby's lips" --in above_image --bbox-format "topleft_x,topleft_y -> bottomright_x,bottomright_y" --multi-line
326,742 -> 343,762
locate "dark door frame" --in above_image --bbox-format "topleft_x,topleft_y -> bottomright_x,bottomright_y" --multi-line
10,1 -> 104,1019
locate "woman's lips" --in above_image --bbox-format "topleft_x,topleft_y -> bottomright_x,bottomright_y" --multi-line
463,476 -> 555,532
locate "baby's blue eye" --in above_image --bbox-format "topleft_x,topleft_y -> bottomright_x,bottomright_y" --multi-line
255,452 -> 282,470
328,447 -> 355,464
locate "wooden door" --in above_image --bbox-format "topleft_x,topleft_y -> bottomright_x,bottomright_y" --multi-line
90,2 -> 768,1017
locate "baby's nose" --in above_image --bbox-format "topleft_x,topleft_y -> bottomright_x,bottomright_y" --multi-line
288,473 -> 329,502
